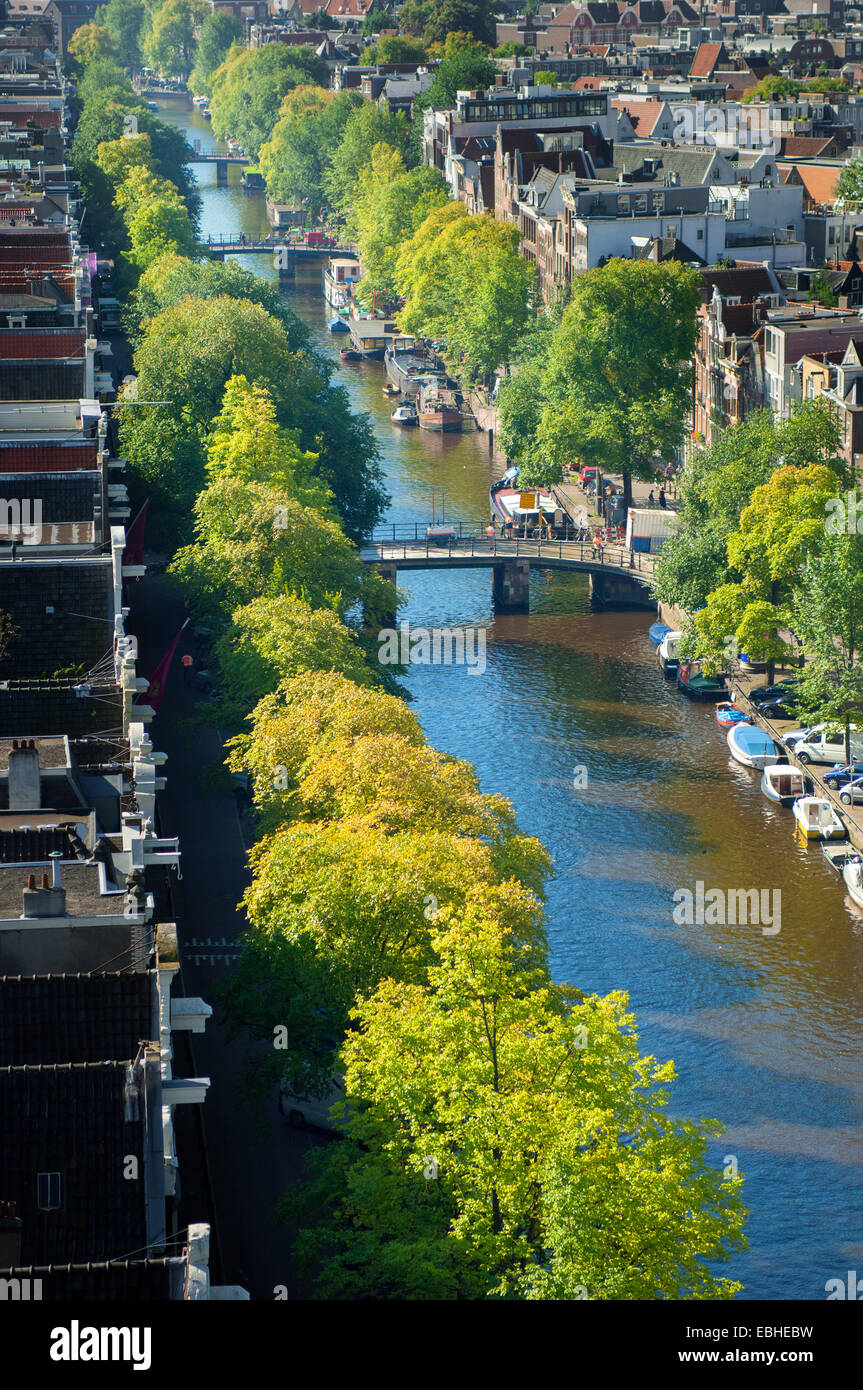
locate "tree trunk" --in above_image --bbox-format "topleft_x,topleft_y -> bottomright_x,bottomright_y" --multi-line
622,468 -> 632,520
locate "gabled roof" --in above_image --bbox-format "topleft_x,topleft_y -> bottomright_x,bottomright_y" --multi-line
699,264 -> 780,303
689,41 -> 725,78
777,161 -> 840,207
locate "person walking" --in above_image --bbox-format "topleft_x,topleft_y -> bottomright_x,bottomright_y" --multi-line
647,489 -> 655,506
659,487 -> 666,510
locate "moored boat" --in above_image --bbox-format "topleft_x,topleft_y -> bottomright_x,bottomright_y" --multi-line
727,723 -> 780,768
339,346 -> 361,362
677,660 -> 725,701
329,314 -> 350,333
648,621 -> 671,645
842,855 -> 863,906
658,630 -> 682,676
489,467 -> 560,536
761,764 -> 807,807
391,402 -> 418,426
322,256 -> 360,309
792,796 -> 845,840
716,701 -> 750,727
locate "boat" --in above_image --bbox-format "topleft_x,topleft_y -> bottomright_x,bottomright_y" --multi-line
761,764 -> 807,807
322,256 -> 360,309
329,315 -> 350,333
648,621 -> 671,645
842,855 -> 863,907
489,467 -> 561,537
241,169 -> 265,191
823,842 -> 858,875
202,108 -> 212,120
727,723 -> 780,768
716,701 -> 750,728
658,630 -> 682,676
192,94 -> 208,107
385,340 -> 432,400
226,138 -> 242,153
677,660 -> 725,701
391,402 -> 418,426
339,346 -> 361,362
792,796 -> 845,840
418,379 -> 462,432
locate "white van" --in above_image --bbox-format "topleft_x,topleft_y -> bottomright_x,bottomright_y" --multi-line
793,726 -> 863,765
278,1076 -> 347,1132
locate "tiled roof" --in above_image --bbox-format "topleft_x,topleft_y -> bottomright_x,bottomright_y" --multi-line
0,441 -> 98,471
689,41 -> 724,78
699,265 -> 777,301
777,161 -> 840,206
610,99 -> 666,135
0,973 -> 154,1066
0,1062 -> 147,1265
0,329 -> 84,358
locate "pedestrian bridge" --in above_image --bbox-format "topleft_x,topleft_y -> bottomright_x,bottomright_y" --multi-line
360,529 -> 658,611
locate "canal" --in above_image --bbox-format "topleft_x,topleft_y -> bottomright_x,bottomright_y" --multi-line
162,100 -> 863,1300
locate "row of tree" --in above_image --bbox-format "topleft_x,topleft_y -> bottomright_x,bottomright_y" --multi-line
651,403 -> 863,759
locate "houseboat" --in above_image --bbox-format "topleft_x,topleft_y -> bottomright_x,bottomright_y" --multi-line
489,467 -> 560,536
677,660 -> 725,702
418,378 -> 464,432
385,339 -> 431,400
241,168 -> 265,191
347,315 -> 401,361
322,256 -> 360,309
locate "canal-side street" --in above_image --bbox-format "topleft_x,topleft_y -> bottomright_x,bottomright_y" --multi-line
151,98 -> 863,1299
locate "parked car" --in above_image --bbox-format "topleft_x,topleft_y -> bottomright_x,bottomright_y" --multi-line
783,722 -> 824,749
278,1075 -> 347,1132
824,762 -> 863,790
793,726 -> 863,766
750,681 -> 800,706
758,695 -> 800,722
839,775 -> 863,806
579,465 -> 599,490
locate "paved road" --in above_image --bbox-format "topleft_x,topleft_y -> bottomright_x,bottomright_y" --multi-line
129,573 -> 323,1300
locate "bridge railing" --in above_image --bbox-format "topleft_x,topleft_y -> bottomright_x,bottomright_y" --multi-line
369,519 -> 594,544
363,534 -> 658,574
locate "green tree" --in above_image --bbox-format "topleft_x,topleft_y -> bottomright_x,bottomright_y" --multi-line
523,260 -> 701,508
809,266 -> 838,306
96,0 -> 146,70
837,157 -> 863,207
324,101 -> 410,214
115,163 -> 198,268
351,144 -> 448,300
119,295 -> 385,543
793,529 -> 863,763
258,86 -> 362,218
188,9 -> 242,95
68,22 -> 118,65
367,35 -> 427,63
127,251 -> 308,347
290,904 -> 745,1299
144,0 -> 206,78
209,43 -> 329,158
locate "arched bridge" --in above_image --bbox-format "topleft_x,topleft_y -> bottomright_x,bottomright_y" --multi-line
360,526 -> 658,612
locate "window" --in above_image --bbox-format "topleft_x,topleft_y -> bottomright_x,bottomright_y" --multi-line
697,229 -> 704,240
37,1172 -> 61,1211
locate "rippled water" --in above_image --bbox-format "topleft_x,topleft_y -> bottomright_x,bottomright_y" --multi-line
162,100 -> 863,1298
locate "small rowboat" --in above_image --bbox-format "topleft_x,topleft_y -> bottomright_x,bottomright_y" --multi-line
339,346 -> 361,361
648,621 -> 671,646
716,701 -> 750,728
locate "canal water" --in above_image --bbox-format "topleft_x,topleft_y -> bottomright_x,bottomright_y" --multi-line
163,101 -> 863,1300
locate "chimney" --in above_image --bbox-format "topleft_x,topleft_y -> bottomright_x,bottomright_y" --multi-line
8,739 -> 40,811
22,861 -> 66,919
0,1201 -> 22,1266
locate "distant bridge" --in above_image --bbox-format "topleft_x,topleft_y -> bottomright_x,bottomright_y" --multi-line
204,234 -> 356,274
188,151 -> 250,165
360,528 -> 658,612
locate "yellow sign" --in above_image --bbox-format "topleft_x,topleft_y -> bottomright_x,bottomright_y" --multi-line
519,491 -> 537,509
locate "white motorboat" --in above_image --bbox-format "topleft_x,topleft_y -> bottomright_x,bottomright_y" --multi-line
792,796 -> 845,841
727,723 -> 780,769
391,402 -> 418,426
842,855 -> 863,907
761,764 -> 807,808
657,630 -> 682,675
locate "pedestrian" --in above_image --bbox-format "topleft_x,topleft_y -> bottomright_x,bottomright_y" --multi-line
647,489 -> 655,506
182,653 -> 194,685
659,487 -> 666,510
